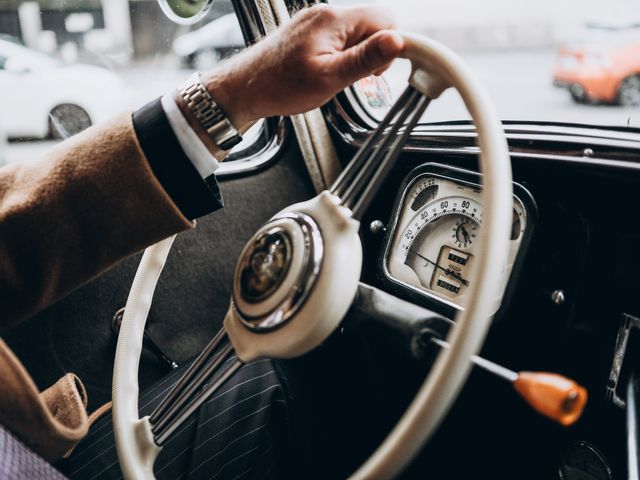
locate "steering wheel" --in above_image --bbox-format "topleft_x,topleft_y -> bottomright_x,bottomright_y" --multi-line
112,32 -> 512,479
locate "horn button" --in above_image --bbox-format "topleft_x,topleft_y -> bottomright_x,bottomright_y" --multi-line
232,213 -> 323,333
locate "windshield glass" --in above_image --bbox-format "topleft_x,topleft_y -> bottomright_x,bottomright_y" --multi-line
0,0 -> 637,167
0,0 -> 263,167
336,0 -> 640,127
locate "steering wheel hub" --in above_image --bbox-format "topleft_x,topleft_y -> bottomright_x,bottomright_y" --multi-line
240,228 -> 291,302
232,212 -> 323,333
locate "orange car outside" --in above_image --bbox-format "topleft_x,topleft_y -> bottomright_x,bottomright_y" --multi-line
553,31 -> 640,106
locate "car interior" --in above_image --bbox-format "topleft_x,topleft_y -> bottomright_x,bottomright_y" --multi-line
3,0 -> 640,478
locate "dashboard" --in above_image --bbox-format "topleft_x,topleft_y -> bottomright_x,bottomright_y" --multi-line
6,98 -> 640,477
381,164 -> 535,312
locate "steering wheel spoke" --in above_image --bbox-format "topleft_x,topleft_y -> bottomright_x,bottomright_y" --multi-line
332,87 -> 431,219
150,334 -> 242,446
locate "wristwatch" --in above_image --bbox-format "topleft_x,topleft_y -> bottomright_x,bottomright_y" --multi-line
178,72 -> 242,151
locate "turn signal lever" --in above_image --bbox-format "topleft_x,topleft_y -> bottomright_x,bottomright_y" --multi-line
431,337 -> 588,426
347,283 -> 588,427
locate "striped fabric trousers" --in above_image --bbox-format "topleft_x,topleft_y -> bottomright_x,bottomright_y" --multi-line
65,355 -> 293,480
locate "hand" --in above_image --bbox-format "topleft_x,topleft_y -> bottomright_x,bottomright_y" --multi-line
203,4 -> 404,130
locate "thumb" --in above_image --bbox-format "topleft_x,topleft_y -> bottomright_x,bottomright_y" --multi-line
334,30 -> 404,84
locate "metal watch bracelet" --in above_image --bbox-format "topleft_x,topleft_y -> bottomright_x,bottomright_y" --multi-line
179,72 -> 242,151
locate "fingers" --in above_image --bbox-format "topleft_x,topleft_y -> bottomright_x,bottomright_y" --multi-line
332,30 -> 404,85
231,4 -> 405,119
373,61 -> 393,77
341,4 -> 398,47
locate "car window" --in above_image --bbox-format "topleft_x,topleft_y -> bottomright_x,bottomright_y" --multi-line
0,0 -> 264,166
332,0 -> 640,127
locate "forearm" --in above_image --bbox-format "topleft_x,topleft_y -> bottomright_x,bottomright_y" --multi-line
0,113 -> 197,331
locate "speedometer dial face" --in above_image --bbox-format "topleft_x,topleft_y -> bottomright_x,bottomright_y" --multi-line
385,174 -> 527,310
402,197 -> 481,300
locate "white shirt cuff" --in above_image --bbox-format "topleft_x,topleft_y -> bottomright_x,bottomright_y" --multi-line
160,94 -> 221,179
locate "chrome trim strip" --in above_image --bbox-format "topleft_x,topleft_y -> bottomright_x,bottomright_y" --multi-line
343,86 -> 379,130
215,1 -> 285,179
402,146 -> 640,172
412,123 -> 640,142
407,131 -> 640,150
231,0 -> 266,45
216,117 -> 287,178
326,94 -> 640,167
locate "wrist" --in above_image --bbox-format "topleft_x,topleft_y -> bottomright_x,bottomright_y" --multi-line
172,89 -> 226,160
174,70 -> 253,158
202,63 -> 258,131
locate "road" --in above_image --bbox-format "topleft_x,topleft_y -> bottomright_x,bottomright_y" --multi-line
4,49 -> 638,165
384,49 -> 637,126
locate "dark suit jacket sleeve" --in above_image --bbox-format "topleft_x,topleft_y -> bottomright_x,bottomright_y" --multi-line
0,105 -> 222,331
132,98 -> 224,219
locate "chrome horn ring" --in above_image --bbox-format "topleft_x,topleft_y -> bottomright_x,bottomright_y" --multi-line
232,212 -> 324,333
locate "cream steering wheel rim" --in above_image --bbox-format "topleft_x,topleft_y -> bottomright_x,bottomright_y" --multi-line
348,32 -> 513,479
112,32 -> 513,480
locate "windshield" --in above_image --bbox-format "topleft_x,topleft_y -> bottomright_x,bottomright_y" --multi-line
336,0 -> 640,127
0,0 -> 262,167
0,0 -> 637,168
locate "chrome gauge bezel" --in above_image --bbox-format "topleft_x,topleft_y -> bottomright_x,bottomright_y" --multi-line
380,163 -> 537,315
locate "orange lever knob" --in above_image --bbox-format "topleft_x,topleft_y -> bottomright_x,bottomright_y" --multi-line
513,372 -> 588,426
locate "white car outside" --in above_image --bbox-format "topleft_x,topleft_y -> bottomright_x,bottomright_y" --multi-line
173,13 -> 244,69
0,39 -> 127,139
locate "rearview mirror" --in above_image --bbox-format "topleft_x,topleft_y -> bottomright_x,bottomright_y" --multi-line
158,0 -> 214,25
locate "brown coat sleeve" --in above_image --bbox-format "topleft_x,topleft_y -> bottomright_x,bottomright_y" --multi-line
0,113 -> 193,331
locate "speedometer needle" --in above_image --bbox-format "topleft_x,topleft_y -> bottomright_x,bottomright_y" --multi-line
409,249 -> 470,287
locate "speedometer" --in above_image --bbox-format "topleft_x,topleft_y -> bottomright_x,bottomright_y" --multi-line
400,195 -> 482,299
383,165 -> 532,311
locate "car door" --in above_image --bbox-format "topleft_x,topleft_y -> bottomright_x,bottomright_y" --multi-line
0,49 -> 49,138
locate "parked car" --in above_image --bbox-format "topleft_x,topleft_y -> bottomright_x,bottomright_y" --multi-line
173,13 -> 244,70
0,39 -> 127,139
553,25 -> 640,106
